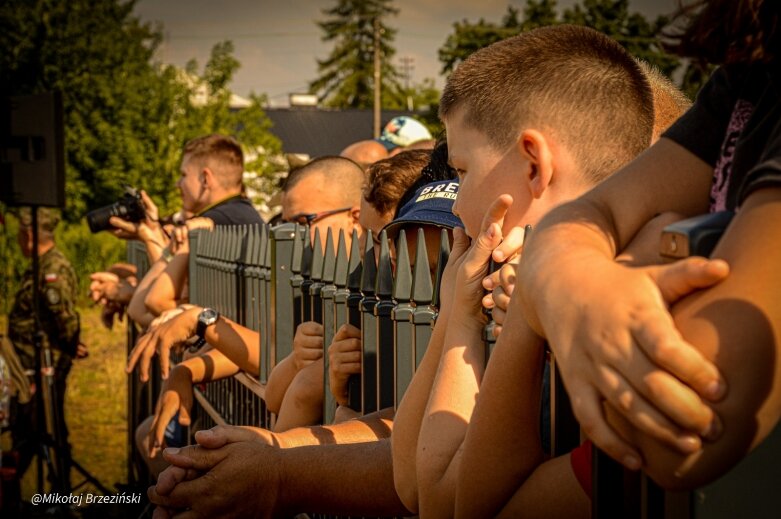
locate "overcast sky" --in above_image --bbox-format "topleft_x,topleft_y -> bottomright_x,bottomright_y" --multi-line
133,0 -> 678,106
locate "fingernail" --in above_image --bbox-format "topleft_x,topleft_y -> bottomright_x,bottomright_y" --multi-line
494,250 -> 505,262
623,454 -> 641,470
483,277 -> 494,289
702,414 -> 723,441
163,447 -> 180,456
706,380 -> 725,400
677,434 -> 701,453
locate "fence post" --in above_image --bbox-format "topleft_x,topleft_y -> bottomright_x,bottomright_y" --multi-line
359,230 -> 378,414
258,225 -> 270,383
290,224 -> 305,330
375,230 -> 396,411
300,227 -> 313,323
309,228 -> 325,325
321,229 -> 340,424
345,229 -> 364,412
392,229 -> 414,409
270,223 -> 297,367
412,228 -> 435,369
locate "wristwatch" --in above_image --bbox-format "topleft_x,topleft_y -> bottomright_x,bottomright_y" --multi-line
191,307 -> 220,351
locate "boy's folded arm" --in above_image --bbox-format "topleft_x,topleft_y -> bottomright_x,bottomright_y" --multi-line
415,317 -> 484,518
455,296 -> 548,518
391,307 -> 451,513
615,186 -> 781,490
203,317 -> 260,375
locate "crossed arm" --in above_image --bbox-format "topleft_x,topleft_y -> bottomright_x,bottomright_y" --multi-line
518,137 -> 781,486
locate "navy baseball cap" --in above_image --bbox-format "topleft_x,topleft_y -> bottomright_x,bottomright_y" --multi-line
383,179 -> 463,239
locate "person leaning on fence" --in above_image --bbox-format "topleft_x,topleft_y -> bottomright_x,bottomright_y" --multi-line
388,24 -> 698,516
452,59 -> 705,519
511,0 -> 781,492
117,134 -> 263,329
264,156 -> 366,430
7,207 -> 87,481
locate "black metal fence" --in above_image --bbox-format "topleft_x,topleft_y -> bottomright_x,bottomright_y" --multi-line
126,224 -> 781,518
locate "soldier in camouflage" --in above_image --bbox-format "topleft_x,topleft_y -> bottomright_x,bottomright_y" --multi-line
8,207 -> 83,478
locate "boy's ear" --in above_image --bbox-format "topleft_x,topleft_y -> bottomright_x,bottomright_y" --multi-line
517,129 -> 554,199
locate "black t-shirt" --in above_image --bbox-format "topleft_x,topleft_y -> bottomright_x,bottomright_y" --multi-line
663,62 -> 781,211
201,195 -> 264,226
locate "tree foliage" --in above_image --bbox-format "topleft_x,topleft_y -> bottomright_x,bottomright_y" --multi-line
437,0 -> 707,96
0,0 -> 281,221
310,0 -> 403,109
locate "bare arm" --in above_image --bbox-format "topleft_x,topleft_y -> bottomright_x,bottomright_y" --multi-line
517,138 -> 724,466
613,186 -> 781,489
127,258 -> 169,328
145,252 -> 189,315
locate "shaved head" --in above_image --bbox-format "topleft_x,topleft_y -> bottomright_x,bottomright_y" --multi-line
284,155 -> 365,207
340,140 -> 389,169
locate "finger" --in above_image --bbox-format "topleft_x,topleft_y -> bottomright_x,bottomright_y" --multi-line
109,216 -> 137,233
491,287 -> 511,313
479,194 -> 513,235
127,336 -> 151,374
450,226 -> 471,259
498,263 -> 517,294
492,306 -> 507,327
338,362 -> 362,375
162,445 -> 228,471
304,321 -> 324,336
154,464 -> 200,496
159,340 -> 171,380
631,309 -> 726,407
139,337 -> 159,382
151,399 -> 179,457
178,403 -> 191,427
648,257 -> 729,306
492,324 -> 503,338
149,478 -> 200,510
195,425 -> 261,448
568,380 -> 642,470
593,363 -> 703,454
481,294 -> 496,309
151,505 -> 173,519
482,268 -> 502,291
337,351 -> 361,363
493,224 -> 527,263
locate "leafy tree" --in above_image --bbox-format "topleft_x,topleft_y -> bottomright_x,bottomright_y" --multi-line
562,0 -> 679,76
439,8 -> 521,75
310,0 -> 402,109
0,0 -> 281,220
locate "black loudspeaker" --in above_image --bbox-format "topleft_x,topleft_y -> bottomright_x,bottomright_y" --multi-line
0,92 -> 65,208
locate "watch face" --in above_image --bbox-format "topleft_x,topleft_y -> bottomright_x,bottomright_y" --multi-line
201,308 -> 218,321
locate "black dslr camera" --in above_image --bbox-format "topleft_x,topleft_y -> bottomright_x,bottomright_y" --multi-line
86,185 -> 146,233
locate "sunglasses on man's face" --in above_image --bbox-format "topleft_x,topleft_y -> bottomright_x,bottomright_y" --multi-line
282,206 -> 352,225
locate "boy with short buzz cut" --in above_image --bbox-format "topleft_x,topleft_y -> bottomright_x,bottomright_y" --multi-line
391,24 -> 717,517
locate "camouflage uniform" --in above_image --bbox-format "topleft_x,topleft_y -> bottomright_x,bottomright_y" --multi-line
7,208 -> 79,478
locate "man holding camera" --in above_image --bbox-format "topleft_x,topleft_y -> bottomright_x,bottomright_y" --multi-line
8,207 -> 86,480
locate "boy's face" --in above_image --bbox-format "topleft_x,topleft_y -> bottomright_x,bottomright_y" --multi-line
177,155 -> 207,214
445,108 -> 534,239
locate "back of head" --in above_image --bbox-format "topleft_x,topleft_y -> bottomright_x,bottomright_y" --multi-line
364,149 -> 432,217
340,140 -> 389,170
439,24 -> 654,184
637,60 -> 692,140
182,134 -> 244,191
396,140 -> 457,213
284,155 -> 365,206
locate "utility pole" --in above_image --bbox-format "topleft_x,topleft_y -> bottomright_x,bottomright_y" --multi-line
399,56 -> 415,111
373,17 -> 381,138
